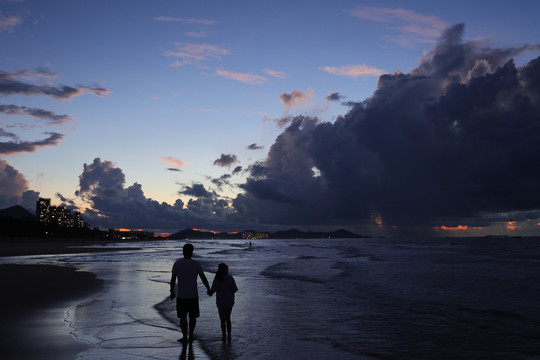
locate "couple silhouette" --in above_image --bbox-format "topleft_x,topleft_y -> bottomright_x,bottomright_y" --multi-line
170,243 -> 238,344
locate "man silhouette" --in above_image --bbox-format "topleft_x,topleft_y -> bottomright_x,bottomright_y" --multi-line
170,243 -> 210,343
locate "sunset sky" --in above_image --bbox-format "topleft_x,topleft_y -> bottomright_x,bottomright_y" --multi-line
1,0 -> 540,237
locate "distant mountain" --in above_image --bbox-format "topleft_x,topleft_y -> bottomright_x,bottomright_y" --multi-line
0,205 -> 36,220
168,227 -> 364,240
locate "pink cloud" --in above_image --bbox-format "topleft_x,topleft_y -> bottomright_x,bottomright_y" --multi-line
165,43 -> 230,67
0,15 -> 21,33
320,64 -> 385,78
185,31 -> 207,38
161,156 -> 187,168
347,6 -> 447,45
216,69 -> 268,85
279,89 -> 314,111
264,69 -> 287,79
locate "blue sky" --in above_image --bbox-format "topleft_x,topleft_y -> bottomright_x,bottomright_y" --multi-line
2,0 -> 540,236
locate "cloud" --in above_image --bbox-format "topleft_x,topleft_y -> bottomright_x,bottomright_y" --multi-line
264,69 -> 287,79
0,127 -> 19,140
213,154 -> 239,167
215,69 -> 268,85
247,143 -> 264,150
0,159 -> 39,211
0,14 -> 21,33
347,6 -> 447,46
154,17 -> 218,25
0,104 -> 72,125
33,67 -> 59,79
161,156 -> 187,170
280,89 -> 314,112
320,64 -> 385,78
232,166 -> 242,175
74,158 -> 235,230
232,24 -> 540,234
164,43 -> 230,67
179,183 -> 215,198
0,132 -> 64,154
325,92 -> 344,102
0,71 -> 111,99
185,31 -> 207,38
211,174 -> 232,189
167,168 -> 182,172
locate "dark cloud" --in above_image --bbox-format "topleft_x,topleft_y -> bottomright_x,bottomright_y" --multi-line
167,168 -> 182,172
0,70 -> 110,99
232,166 -> 242,175
0,132 -> 64,154
56,192 -> 77,211
232,24 -> 540,233
213,153 -> 238,167
75,158 -> 235,231
326,92 -> 344,102
247,143 -> 264,150
212,174 -> 231,189
180,183 -> 215,198
263,115 -> 294,128
0,127 -> 19,140
0,104 -> 72,125
0,159 -> 39,211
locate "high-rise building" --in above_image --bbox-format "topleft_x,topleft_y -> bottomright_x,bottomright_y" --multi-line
36,197 -> 88,228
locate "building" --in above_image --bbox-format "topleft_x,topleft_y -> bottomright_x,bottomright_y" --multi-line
36,197 -> 89,229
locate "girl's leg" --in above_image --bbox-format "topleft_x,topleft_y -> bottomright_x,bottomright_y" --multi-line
226,318 -> 232,341
220,319 -> 226,341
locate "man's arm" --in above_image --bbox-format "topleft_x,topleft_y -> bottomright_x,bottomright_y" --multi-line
200,272 -> 210,292
170,274 -> 177,298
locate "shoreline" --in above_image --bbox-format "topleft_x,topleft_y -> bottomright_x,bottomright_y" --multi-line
0,240 -> 141,257
0,264 -> 104,359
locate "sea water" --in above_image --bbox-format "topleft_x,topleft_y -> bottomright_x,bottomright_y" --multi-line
4,237 -> 540,359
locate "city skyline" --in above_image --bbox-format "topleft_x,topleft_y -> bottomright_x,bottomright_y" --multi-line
1,1 -> 540,237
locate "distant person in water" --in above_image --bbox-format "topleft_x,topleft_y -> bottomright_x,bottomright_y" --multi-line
170,243 -> 210,344
208,263 -> 238,342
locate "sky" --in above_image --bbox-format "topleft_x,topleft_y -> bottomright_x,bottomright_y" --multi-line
1,0 -> 540,237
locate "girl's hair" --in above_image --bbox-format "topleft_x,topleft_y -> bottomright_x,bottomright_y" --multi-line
216,263 -> 229,282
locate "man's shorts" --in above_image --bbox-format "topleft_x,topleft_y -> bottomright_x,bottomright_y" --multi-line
177,297 -> 200,318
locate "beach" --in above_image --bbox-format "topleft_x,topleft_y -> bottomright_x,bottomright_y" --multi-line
0,240 -> 141,257
0,242 -> 136,360
1,237 -> 539,359
0,263 -> 104,360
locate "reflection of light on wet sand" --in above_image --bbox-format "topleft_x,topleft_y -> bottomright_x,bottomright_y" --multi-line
69,263 -> 210,359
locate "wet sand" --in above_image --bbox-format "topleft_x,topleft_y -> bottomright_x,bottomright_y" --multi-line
0,240 -> 141,257
0,264 -> 104,359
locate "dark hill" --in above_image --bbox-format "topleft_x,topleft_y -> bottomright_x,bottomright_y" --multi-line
0,205 -> 35,220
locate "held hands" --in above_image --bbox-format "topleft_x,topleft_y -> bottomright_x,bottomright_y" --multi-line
170,290 -> 176,300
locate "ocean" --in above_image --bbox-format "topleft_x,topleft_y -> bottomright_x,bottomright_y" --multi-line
4,237 -> 540,359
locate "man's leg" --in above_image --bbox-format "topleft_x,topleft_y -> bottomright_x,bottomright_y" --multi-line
180,317 -> 188,342
189,317 -> 197,341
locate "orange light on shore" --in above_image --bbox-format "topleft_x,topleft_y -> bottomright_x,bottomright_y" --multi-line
156,233 -> 172,237
507,221 -> 519,231
440,225 -> 468,231
192,228 -> 218,234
